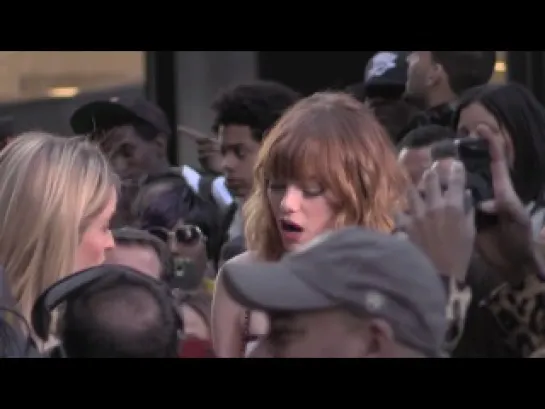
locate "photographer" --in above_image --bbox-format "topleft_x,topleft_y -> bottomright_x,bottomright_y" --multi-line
453,84 -> 545,356
456,82 -> 545,357
399,120 -> 545,357
454,83 -> 545,239
475,124 -> 545,358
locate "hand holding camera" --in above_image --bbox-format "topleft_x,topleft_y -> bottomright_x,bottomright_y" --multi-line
397,161 -> 475,282
472,125 -> 537,283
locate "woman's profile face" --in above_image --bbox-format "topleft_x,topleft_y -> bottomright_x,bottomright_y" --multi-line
74,189 -> 117,272
155,220 -> 208,265
267,180 -> 335,252
148,220 -> 209,283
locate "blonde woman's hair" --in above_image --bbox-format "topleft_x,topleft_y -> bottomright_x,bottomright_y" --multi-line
244,91 -> 408,261
0,132 -> 118,336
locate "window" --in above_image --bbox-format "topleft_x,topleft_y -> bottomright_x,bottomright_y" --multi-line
491,51 -> 507,83
0,51 -> 144,102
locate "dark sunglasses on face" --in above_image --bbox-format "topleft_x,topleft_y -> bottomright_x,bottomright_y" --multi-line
147,225 -> 205,246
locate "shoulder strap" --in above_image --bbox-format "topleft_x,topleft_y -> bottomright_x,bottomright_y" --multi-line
241,310 -> 250,356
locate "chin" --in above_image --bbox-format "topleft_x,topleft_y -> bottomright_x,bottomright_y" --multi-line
282,242 -> 297,253
74,257 -> 105,273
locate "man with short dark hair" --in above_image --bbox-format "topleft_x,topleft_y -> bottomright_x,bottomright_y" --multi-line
70,98 -> 232,226
71,98 -> 174,182
404,51 -> 496,131
398,124 -> 457,184
364,51 -> 409,100
61,271 -> 179,358
223,227 -> 448,358
213,81 -> 300,202
107,227 -> 174,282
212,81 -> 300,242
357,51 -> 422,144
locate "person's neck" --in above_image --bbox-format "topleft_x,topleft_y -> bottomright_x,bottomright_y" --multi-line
235,195 -> 248,205
426,87 -> 457,110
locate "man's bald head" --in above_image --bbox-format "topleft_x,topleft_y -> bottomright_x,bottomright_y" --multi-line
62,274 -> 179,358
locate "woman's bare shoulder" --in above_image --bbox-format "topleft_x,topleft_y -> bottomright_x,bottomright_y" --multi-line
216,251 -> 258,287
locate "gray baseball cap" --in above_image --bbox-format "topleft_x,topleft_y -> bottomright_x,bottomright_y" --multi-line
223,227 -> 448,357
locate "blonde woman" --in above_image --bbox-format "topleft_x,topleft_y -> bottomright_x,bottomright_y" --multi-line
0,132 -> 118,349
212,92 -> 408,357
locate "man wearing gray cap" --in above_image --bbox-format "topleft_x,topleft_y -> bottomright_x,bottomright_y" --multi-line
222,227 -> 448,358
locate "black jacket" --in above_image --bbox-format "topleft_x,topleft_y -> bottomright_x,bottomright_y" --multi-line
400,102 -> 457,139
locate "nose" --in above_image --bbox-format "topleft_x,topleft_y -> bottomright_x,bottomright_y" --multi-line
168,235 -> 178,254
221,152 -> 236,175
280,185 -> 303,214
111,157 -> 129,177
105,230 -> 116,251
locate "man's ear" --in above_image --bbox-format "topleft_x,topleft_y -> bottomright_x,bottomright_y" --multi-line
364,318 -> 396,358
152,133 -> 168,158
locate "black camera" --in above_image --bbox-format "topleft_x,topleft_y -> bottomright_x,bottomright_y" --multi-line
170,257 -> 205,292
431,137 -> 497,229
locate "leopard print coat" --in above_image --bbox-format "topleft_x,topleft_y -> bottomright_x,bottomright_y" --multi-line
484,273 -> 545,357
444,277 -> 472,353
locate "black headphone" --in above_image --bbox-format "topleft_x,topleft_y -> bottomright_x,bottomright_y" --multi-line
31,264 -> 183,356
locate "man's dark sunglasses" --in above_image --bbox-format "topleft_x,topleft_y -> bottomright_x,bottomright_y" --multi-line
147,225 -> 205,246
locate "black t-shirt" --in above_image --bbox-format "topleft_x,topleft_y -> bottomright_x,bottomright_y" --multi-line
400,103 -> 456,139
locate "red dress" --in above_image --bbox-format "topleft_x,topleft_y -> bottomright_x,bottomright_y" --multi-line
178,337 -> 215,358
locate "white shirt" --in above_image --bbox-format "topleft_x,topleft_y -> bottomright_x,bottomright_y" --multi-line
180,165 -> 233,211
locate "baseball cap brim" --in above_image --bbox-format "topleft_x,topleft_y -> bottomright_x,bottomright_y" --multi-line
70,101 -> 140,135
222,262 -> 334,312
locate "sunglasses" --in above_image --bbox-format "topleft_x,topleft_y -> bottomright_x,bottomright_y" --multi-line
147,225 -> 205,246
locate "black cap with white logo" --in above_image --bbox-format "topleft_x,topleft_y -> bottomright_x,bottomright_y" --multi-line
364,51 -> 409,98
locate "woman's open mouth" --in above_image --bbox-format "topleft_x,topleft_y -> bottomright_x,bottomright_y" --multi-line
280,219 -> 304,242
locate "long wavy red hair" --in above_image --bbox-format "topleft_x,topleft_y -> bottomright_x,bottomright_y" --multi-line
244,91 -> 408,261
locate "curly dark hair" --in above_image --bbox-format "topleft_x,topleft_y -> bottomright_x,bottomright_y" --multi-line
139,181 -> 222,263
211,80 -> 300,143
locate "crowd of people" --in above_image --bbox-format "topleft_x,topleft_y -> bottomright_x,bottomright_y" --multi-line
1,50 -> 544,358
